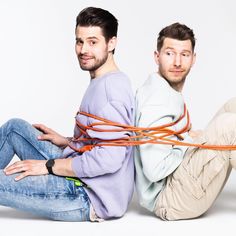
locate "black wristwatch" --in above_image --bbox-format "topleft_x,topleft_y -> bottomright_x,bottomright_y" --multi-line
45,159 -> 55,175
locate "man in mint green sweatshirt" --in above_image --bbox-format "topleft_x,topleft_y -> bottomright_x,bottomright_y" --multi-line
135,22 -> 236,220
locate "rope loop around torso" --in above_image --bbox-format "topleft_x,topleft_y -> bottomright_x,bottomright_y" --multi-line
68,106 -> 236,153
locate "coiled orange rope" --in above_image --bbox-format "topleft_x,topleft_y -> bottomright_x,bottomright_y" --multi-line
68,105 -> 236,153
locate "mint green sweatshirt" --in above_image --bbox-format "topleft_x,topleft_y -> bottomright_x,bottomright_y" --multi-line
134,73 -> 193,212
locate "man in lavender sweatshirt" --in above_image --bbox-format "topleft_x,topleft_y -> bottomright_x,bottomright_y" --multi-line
0,7 -> 135,221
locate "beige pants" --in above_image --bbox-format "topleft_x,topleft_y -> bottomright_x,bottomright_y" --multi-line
155,97 -> 236,220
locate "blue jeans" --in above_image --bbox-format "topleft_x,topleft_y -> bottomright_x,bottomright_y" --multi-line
0,118 -> 90,221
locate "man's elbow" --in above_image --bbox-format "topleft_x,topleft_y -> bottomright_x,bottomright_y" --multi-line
143,168 -> 165,182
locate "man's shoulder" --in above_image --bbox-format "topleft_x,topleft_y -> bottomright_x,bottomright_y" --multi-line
136,73 -> 170,104
105,71 -> 131,85
104,71 -> 133,96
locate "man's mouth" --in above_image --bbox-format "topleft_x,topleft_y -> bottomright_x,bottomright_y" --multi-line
79,56 -> 93,63
169,69 -> 184,73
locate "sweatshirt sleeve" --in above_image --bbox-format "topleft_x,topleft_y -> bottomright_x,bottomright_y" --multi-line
71,100 -> 133,178
137,105 -> 191,183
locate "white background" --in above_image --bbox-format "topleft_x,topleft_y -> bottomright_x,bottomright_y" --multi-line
0,0 -> 236,235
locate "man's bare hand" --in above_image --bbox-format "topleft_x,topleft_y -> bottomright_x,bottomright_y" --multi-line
189,130 -> 203,138
4,160 -> 48,181
4,158 -> 76,181
33,124 -> 69,147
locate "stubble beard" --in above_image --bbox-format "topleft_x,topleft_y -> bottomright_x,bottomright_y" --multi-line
159,67 -> 190,90
79,53 -> 108,72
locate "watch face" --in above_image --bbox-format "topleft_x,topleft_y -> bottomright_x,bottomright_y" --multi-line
46,159 -> 55,167
46,159 -> 55,175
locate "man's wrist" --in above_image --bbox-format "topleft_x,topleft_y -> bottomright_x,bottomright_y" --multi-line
66,137 -> 73,143
45,159 -> 55,175
60,137 -> 73,149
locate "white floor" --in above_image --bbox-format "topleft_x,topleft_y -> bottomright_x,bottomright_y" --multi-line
1,171 -> 236,236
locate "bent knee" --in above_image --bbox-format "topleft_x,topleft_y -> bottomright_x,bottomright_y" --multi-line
5,118 -> 32,132
210,113 -> 236,137
223,97 -> 236,113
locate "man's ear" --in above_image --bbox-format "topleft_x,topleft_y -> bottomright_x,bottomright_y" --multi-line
108,36 -> 117,52
191,52 -> 196,67
154,51 -> 160,65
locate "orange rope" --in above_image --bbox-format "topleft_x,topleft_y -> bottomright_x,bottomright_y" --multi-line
68,105 -> 236,153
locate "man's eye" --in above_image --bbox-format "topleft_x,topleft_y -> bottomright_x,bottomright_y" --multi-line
76,40 -> 83,45
166,51 -> 174,56
182,53 -> 190,57
90,41 -> 97,45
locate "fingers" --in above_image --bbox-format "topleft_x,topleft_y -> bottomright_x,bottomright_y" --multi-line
4,161 -> 30,181
14,172 -> 29,181
33,123 -> 50,133
4,161 -> 25,173
4,160 -> 47,181
32,124 -> 54,141
33,123 -> 45,130
37,133 -> 52,141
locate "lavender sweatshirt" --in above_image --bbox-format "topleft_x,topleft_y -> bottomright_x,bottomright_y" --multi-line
62,71 -> 135,219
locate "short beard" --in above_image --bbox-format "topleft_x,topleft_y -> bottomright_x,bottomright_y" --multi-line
79,53 -> 108,72
158,69 -> 187,92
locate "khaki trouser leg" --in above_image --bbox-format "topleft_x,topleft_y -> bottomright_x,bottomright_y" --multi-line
155,97 -> 236,220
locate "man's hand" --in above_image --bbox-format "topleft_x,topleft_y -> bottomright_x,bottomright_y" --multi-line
4,160 -> 48,181
4,158 -> 76,181
189,130 -> 203,138
33,124 -> 69,147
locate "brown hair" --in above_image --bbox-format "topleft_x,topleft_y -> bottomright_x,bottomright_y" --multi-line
76,7 -> 118,51
157,22 -> 196,51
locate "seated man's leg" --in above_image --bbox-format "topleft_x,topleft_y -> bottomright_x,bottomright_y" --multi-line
209,97 -> 236,123
0,119 -> 90,221
0,170 -> 90,221
155,112 -> 236,220
0,118 -> 63,168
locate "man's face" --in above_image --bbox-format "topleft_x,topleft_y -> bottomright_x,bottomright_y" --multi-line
75,26 -> 109,72
155,38 -> 196,91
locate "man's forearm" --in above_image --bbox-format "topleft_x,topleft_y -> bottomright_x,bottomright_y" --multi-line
52,158 -> 77,177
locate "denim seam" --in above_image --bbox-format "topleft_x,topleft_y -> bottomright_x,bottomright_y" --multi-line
0,188 -> 81,198
6,130 -> 49,160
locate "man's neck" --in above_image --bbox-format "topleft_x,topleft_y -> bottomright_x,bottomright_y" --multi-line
157,72 -> 185,92
90,55 -> 119,79
170,81 -> 185,92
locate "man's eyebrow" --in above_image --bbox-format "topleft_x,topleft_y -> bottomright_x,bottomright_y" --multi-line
86,36 -> 99,40
75,36 -> 99,41
164,47 -> 192,53
165,47 -> 174,50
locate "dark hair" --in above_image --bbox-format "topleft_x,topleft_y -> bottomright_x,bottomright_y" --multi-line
157,22 -> 196,52
76,7 -> 118,42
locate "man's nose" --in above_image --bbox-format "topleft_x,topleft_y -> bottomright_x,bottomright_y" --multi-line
80,43 -> 89,54
174,55 -> 181,67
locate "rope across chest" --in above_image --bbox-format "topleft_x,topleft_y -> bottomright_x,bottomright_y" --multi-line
68,105 -> 236,153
